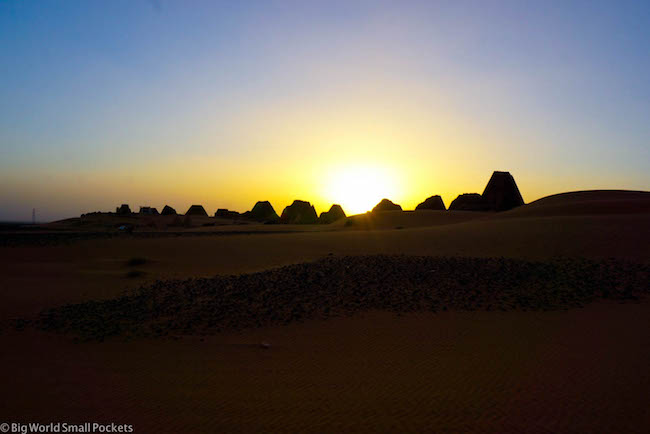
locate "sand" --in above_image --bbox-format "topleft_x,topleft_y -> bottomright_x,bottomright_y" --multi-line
32,255 -> 649,340
1,190 -> 649,433
3,303 -> 649,433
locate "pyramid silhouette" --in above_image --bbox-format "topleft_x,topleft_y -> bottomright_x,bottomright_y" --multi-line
482,171 -> 524,211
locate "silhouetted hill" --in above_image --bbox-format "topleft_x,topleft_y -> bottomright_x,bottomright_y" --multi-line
344,210 -> 489,230
501,190 -> 650,217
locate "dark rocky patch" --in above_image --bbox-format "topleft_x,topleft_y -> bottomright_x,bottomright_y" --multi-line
319,204 -> 346,224
32,255 -> 649,341
415,195 -> 446,211
280,200 -> 318,224
372,199 -> 402,212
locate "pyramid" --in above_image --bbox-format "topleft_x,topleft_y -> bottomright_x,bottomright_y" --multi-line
415,195 -> 446,211
372,199 -> 402,212
185,205 -> 208,216
482,171 -> 524,211
448,193 -> 489,211
161,205 -> 177,216
116,204 -> 132,215
243,201 -> 279,222
319,204 -> 346,224
215,209 -> 240,219
280,200 -> 318,224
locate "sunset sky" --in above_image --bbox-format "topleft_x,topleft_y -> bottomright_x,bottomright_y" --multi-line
1,1 -> 649,221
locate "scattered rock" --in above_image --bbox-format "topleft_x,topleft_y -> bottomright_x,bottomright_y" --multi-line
415,195 -> 446,211
482,171 -> 525,211
449,193 -> 490,211
34,255 -> 650,341
319,204 -> 347,224
280,200 -> 318,224
372,199 -> 402,212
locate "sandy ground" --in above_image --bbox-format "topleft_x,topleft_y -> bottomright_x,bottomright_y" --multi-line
1,190 -> 649,433
2,303 -> 649,433
2,212 -> 648,320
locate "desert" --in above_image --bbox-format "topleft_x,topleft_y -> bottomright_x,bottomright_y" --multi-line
3,2 -> 650,432
2,186 -> 650,433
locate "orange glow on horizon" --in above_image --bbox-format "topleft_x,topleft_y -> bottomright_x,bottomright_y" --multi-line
322,164 -> 402,215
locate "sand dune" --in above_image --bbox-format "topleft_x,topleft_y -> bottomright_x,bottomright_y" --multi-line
500,189 -> 650,218
343,210 -> 491,229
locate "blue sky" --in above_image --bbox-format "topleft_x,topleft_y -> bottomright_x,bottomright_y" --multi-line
1,0 -> 649,221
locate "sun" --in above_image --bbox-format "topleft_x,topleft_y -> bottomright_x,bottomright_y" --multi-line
325,165 -> 399,215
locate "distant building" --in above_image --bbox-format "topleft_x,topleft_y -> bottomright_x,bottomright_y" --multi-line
161,205 -> 177,215
280,200 -> 318,224
319,204 -> 346,224
139,206 -> 159,215
185,205 -> 208,216
481,171 -> 525,211
215,209 -> 240,219
372,199 -> 402,212
116,204 -> 132,215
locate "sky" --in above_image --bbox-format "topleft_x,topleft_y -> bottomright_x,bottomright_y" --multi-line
1,0 -> 649,221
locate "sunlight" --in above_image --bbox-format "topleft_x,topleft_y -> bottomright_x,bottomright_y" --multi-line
325,165 -> 400,215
